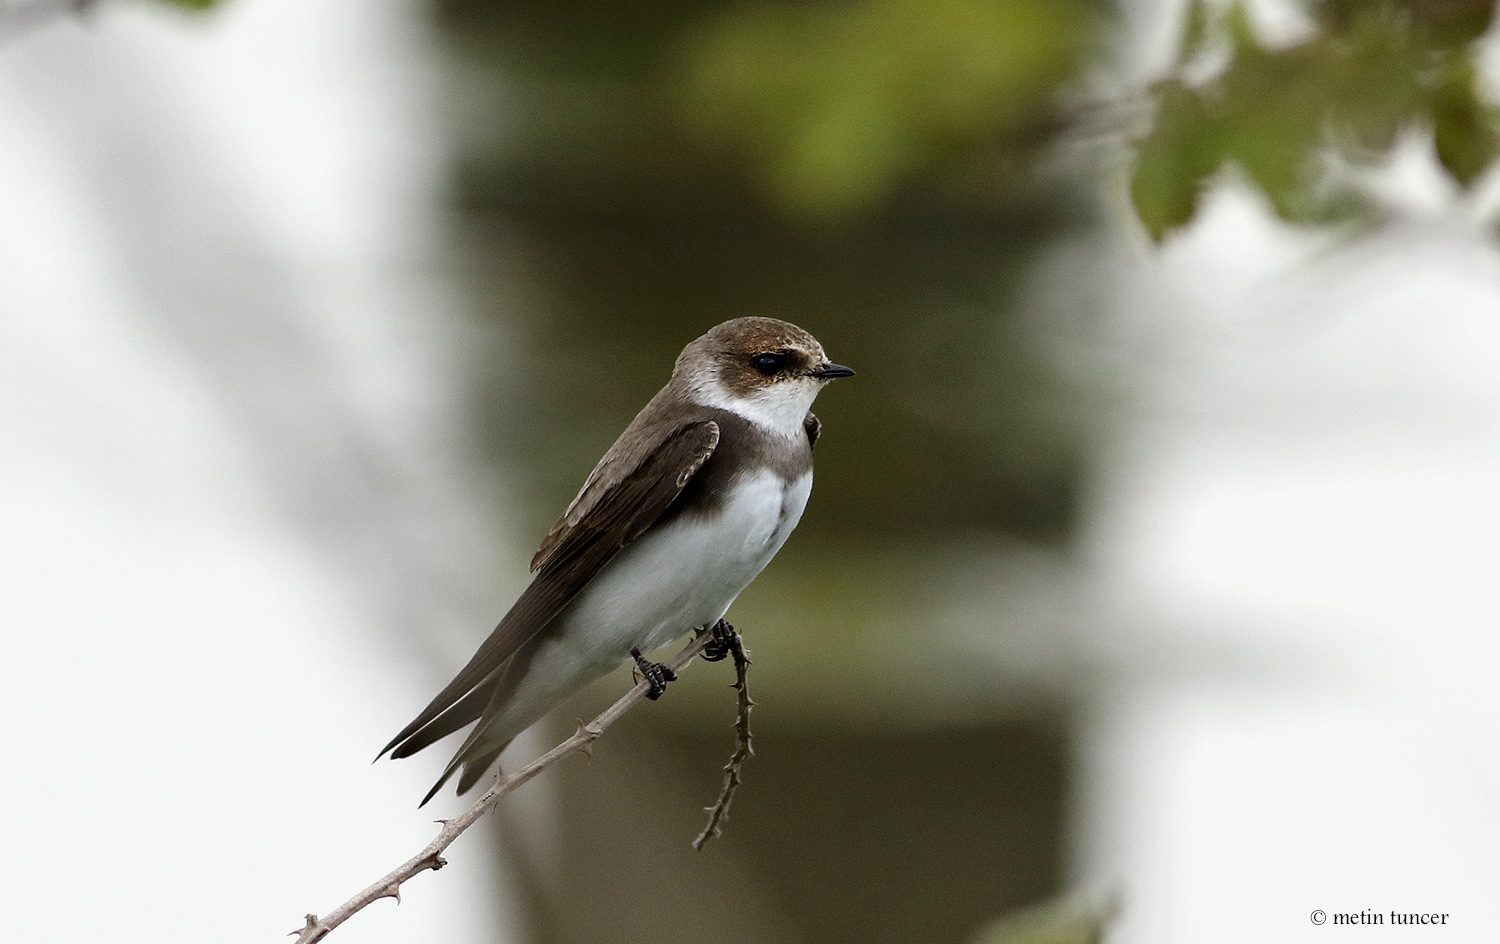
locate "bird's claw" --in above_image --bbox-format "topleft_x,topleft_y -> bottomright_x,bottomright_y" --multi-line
631,648 -> 676,700
700,618 -> 742,663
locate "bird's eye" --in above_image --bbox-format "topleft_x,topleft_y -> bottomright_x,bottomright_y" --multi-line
751,353 -> 787,376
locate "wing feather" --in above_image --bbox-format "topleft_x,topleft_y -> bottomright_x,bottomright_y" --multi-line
378,419 -> 720,762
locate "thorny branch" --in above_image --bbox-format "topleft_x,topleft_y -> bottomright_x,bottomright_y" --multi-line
693,635 -> 754,850
292,630 -> 715,944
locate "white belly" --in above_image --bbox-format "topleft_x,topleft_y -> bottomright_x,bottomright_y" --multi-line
564,467 -> 811,654
485,468 -> 812,745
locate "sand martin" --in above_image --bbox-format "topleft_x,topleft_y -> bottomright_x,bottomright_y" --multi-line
380,317 -> 854,803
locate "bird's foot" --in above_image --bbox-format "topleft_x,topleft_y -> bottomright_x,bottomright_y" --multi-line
699,618 -> 743,663
631,648 -> 677,700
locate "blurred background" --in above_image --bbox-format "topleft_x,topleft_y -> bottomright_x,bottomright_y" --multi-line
2,1 -> 1498,942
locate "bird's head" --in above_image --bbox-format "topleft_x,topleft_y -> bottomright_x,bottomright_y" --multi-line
675,317 -> 854,435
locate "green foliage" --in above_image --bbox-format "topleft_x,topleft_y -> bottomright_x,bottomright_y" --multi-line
1132,0 -> 1500,240
678,0 -> 1099,218
155,0 -> 220,8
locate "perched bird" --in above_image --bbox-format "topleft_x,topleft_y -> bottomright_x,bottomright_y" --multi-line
380,317 -> 854,804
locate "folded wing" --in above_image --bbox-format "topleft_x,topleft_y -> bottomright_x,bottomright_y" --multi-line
378,419 -> 721,783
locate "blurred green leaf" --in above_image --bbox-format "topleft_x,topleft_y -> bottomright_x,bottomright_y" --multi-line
1133,0 -> 1500,238
155,0 -> 220,8
1129,80 -> 1219,240
678,0 -> 1098,218
1432,59 -> 1500,186
1319,0 -> 1493,47
1176,0 -> 1216,65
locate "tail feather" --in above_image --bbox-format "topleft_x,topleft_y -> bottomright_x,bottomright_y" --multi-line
413,654 -> 529,806
385,637 -> 545,806
455,744 -> 507,796
418,762 -> 462,807
418,724 -> 511,807
387,674 -> 499,760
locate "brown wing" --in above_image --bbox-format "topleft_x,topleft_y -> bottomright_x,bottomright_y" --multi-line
378,419 -> 720,761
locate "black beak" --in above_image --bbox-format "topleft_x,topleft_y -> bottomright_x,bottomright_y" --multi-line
809,362 -> 856,379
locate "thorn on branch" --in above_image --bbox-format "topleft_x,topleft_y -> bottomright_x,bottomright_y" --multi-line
292,914 -> 327,942
572,719 -> 596,761
693,632 -> 755,851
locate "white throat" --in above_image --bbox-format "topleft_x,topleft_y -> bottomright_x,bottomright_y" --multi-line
691,372 -> 819,439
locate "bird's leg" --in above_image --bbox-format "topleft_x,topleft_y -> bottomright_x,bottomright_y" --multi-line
630,648 -> 677,700
698,618 -> 743,663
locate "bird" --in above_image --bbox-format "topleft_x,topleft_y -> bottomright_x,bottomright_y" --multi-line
379,316 -> 854,804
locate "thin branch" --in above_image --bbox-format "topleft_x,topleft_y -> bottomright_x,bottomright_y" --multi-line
693,638 -> 754,850
292,631 -> 714,944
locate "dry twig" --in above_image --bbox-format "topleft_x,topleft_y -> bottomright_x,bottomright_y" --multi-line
693,636 -> 754,850
292,630 -> 714,944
